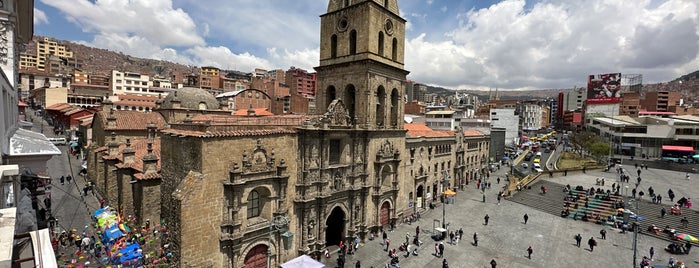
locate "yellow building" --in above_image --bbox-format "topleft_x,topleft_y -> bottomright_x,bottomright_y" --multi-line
19,37 -> 74,71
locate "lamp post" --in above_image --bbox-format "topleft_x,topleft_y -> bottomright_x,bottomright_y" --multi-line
267,216 -> 290,268
442,171 -> 450,229
627,199 -> 639,268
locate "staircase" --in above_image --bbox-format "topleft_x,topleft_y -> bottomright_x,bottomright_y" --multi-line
508,180 -> 699,245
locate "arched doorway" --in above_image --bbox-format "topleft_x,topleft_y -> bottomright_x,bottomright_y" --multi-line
244,244 -> 268,268
416,185 -> 424,208
325,207 -> 345,247
380,201 -> 391,227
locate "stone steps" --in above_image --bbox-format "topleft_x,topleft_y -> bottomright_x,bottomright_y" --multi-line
508,180 -> 699,246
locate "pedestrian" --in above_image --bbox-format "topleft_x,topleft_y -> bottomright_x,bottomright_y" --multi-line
83,186 -> 89,196
588,237 -> 596,251
473,233 -> 478,246
681,217 -> 689,228
600,229 -> 606,240
660,207 -> 666,218
649,247 -> 655,260
687,172 -> 691,180
497,194 -> 501,205
416,225 -> 420,237
458,228 -> 463,240
668,189 -> 675,202
438,242 -> 444,257
434,243 -> 439,256
406,232 -> 410,244
657,194 -> 662,204
496,177 -> 500,184
582,166 -> 586,173
575,234 -> 582,247
484,214 -> 489,225
99,198 -> 105,208
527,246 -> 533,259
449,231 -> 454,244
355,260 -> 361,268
490,259 -> 497,268
385,238 -> 390,251
66,175 -> 72,184
442,259 -> 449,268
482,193 -> 486,202
632,188 -> 636,199
59,176 -> 65,185
523,213 -> 529,224
564,169 -> 568,176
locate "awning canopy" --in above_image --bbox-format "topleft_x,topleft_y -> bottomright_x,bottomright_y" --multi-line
281,255 -> 325,268
662,145 -> 694,152
29,228 -> 58,268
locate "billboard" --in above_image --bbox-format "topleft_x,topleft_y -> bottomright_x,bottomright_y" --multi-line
587,73 -> 621,103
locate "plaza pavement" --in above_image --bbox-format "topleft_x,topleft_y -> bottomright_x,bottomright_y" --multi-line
321,164 -> 699,268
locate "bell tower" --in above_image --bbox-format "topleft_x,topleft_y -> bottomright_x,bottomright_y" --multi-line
315,0 -> 409,129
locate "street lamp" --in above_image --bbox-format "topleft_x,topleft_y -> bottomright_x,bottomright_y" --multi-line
442,171 -> 450,229
626,199 -> 639,268
267,215 -> 290,268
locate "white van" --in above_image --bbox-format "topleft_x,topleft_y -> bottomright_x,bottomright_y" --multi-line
48,137 -> 67,146
535,152 -> 542,157
532,163 -> 541,169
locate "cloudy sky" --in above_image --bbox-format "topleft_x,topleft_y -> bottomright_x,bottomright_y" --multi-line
34,0 -> 699,90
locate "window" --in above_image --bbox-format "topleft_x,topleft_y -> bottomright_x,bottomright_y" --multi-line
329,139 -> 341,164
247,190 -> 260,218
331,35 -> 337,58
349,30 -> 357,54
392,38 -> 398,60
378,32 -> 384,55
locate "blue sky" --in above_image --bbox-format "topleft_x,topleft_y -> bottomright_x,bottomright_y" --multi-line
33,0 -> 699,90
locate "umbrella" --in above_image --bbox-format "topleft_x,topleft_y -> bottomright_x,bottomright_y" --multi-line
693,154 -> 699,159
675,233 -> 698,242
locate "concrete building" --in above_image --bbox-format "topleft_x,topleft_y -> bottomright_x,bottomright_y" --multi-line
18,70 -> 70,102
620,91 -> 641,117
425,110 -> 456,130
490,108 -> 519,145
111,70 -> 154,96
520,102 -> 543,132
2,1 -> 62,267
19,36 -> 74,72
285,67 -> 317,98
405,81 -> 427,102
641,91 -> 681,112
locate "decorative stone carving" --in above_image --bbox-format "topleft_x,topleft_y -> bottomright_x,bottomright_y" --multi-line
241,139 -> 276,173
0,21 -> 9,65
320,99 -> 351,127
377,140 -> 396,158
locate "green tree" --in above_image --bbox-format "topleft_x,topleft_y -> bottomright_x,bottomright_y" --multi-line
588,141 -> 611,158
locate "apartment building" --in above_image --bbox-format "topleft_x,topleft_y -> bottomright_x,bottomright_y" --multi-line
520,102 -> 543,132
405,81 -> 427,102
641,91 -> 681,112
285,67 -> 317,97
620,92 -> 641,116
490,108 -> 519,145
18,70 -> 70,102
111,70 -> 154,96
19,36 -> 74,71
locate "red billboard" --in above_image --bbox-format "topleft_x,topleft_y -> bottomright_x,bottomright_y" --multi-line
587,73 -> 621,103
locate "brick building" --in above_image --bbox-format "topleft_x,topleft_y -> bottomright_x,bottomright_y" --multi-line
285,67 -> 317,98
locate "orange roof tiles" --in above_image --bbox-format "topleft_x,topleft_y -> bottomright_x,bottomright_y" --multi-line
114,100 -> 156,107
96,110 -> 167,130
112,138 -> 161,176
117,94 -> 160,101
232,108 -> 274,116
463,130 -> 484,136
404,123 -> 454,138
45,103 -> 71,111
161,127 -> 296,138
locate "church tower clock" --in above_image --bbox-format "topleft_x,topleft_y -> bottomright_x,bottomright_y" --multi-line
315,0 -> 409,129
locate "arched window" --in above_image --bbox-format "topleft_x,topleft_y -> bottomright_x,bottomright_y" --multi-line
376,86 -> 386,127
349,30 -> 357,55
384,0 -> 389,7
344,84 -> 356,122
392,38 -> 398,60
327,86 -> 337,110
343,0 -> 350,7
390,88 -> 400,127
378,32 -> 384,56
198,102 -> 207,110
331,35 -> 338,58
247,190 -> 260,218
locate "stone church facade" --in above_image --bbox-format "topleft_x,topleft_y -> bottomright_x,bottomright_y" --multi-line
85,1 -> 490,267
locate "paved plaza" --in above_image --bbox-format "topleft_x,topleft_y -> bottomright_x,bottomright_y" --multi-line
323,164 -> 699,268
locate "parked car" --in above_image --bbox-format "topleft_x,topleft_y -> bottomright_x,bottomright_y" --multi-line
544,148 -> 551,153
521,163 -> 529,168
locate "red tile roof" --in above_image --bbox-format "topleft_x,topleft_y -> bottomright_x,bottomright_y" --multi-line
161,128 -> 296,138
45,103 -> 71,111
114,100 -> 156,108
232,108 -> 274,116
404,123 -> 454,138
96,110 -> 167,130
112,138 -> 161,177
463,130 -> 485,136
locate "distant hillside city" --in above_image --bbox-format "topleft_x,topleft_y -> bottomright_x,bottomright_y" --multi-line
18,35 -> 699,136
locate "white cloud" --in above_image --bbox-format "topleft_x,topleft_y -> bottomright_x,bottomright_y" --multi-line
406,0 -> 699,89
34,8 -> 49,25
41,0 -> 205,47
186,46 -> 273,72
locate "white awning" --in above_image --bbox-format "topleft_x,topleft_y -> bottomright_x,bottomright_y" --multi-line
30,228 -> 57,268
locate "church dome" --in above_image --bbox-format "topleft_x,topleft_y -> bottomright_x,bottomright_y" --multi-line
160,87 -> 220,110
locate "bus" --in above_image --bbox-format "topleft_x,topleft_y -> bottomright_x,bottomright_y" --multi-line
661,145 -> 695,163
